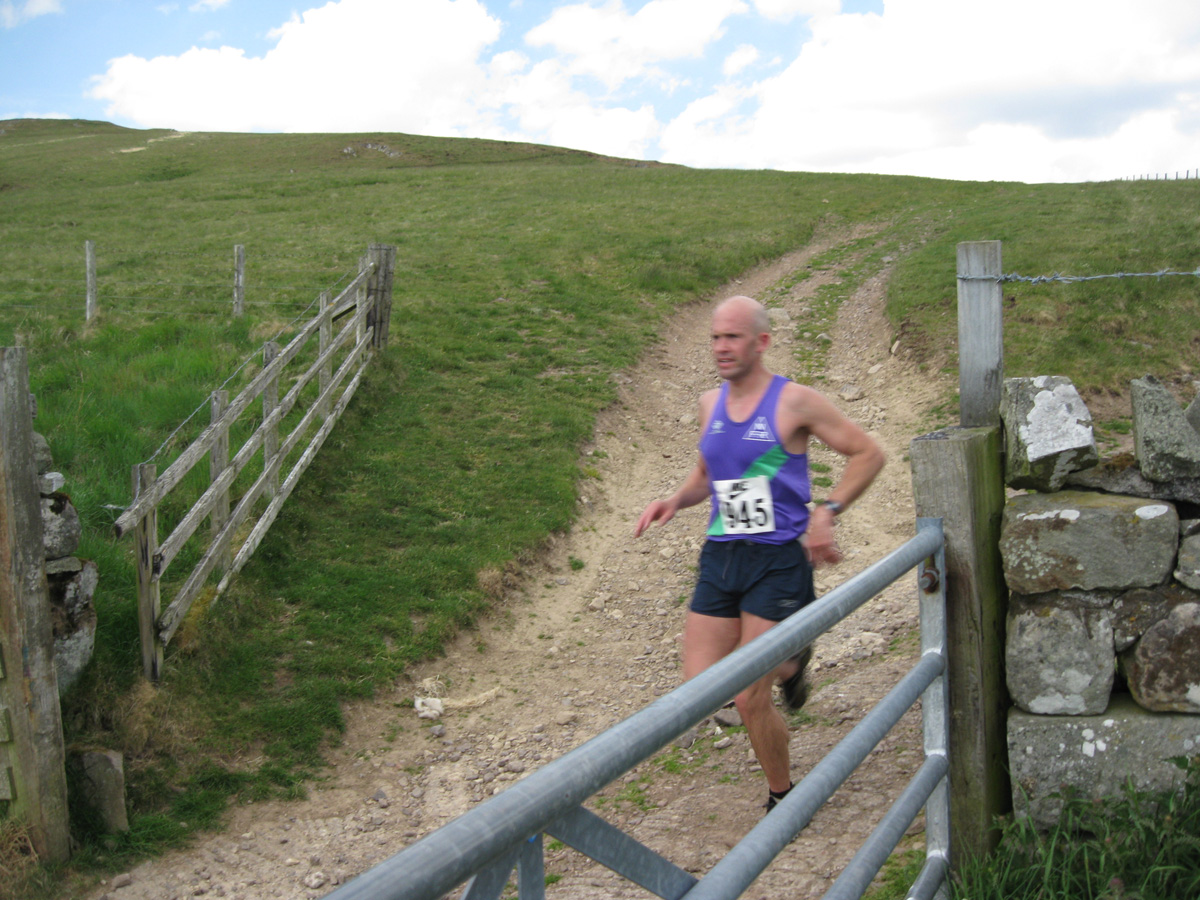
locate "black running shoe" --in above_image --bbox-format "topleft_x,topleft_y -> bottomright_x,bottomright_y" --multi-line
781,645 -> 812,710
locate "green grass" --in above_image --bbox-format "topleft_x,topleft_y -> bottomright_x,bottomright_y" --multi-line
3,118 -> 1200,889
949,760 -> 1200,900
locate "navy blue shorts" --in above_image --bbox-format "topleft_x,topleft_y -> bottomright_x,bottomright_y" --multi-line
691,539 -> 816,622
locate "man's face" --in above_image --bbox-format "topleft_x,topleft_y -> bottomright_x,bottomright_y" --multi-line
711,306 -> 767,381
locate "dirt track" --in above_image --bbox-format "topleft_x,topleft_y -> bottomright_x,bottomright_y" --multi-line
89,226 -> 951,900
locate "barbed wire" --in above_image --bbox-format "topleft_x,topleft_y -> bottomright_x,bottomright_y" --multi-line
142,289 -> 326,466
960,268 -> 1200,285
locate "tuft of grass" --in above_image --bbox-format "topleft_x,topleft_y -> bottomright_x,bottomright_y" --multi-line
951,759 -> 1200,900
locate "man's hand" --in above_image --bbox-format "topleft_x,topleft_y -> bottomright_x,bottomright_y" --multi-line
634,499 -> 676,538
805,506 -> 843,566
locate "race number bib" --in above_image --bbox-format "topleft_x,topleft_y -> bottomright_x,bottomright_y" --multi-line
713,476 -> 775,534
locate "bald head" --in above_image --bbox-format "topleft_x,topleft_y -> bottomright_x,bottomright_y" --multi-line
714,295 -> 770,336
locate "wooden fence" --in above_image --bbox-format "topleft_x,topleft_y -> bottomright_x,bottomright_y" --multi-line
113,244 -> 395,681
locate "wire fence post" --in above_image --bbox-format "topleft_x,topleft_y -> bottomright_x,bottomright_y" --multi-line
85,240 -> 97,322
956,241 -> 1003,428
367,243 -> 396,350
233,244 -> 245,317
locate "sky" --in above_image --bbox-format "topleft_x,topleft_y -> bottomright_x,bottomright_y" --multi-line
2,0 -> 1200,183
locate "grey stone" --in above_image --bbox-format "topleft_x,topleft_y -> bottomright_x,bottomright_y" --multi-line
39,471 -> 65,495
1001,376 -> 1098,492
44,556 -> 83,577
1110,584 -> 1198,651
54,606 -> 96,695
1132,375 -> 1200,482
1187,391 -> 1200,434
70,749 -> 129,833
1008,696 -> 1200,829
1124,602 -> 1200,712
712,707 -> 743,728
1176,534 -> 1200,590
1065,453 -> 1200,505
31,430 -> 53,474
1006,594 -> 1114,715
1000,491 -> 1178,594
41,492 -> 81,559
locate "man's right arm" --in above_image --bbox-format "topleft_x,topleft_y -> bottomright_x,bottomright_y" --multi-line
634,459 -> 710,537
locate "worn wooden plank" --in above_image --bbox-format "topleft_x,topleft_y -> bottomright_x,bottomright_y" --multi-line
158,328 -> 373,643
910,426 -> 1008,865
155,312 -> 360,576
134,464 -> 164,681
956,241 -> 1004,428
113,264 -> 373,537
0,347 -> 70,862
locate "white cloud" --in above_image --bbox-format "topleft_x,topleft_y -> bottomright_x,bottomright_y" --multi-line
660,0 -> 1200,180
525,0 -> 748,91
90,0 -> 504,134
1,0 -> 61,28
723,44 -> 758,77
188,0 -> 230,11
751,0 -> 836,22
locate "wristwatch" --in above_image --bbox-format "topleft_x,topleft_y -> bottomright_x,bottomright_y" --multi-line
816,499 -> 844,516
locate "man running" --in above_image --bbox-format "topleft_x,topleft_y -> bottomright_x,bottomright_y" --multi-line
634,295 -> 885,811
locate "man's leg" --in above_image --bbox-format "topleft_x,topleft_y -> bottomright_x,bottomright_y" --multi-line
681,610 -> 741,680
732,612 -> 793,794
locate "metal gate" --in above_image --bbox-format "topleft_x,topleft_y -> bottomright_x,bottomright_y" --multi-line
326,517 -> 948,900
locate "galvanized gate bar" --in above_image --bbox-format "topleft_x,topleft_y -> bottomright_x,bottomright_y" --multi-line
459,844 -> 521,900
326,524 -> 945,900
906,854 -> 949,900
546,806 -> 697,899
822,755 -> 950,900
681,651 -> 945,899
517,834 -> 545,900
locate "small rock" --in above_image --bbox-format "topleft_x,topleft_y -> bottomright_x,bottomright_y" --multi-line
303,872 -> 327,889
111,873 -> 133,889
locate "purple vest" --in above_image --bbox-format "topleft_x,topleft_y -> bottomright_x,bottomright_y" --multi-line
700,375 -> 811,544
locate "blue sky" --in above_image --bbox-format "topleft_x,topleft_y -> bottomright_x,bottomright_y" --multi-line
3,0 -> 1199,183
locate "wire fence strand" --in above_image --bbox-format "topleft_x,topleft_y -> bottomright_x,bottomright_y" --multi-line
959,268 -> 1200,285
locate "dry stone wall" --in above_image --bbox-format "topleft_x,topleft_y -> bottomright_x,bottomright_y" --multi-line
998,375 -> 1200,828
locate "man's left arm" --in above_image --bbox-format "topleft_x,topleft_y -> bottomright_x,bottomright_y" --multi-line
787,385 -> 886,565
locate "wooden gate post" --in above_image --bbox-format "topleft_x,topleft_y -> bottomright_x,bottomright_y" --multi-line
0,347 -> 71,863
85,239 -> 97,322
957,241 -> 1003,427
133,463 -> 164,682
367,243 -> 396,350
911,427 -> 1008,866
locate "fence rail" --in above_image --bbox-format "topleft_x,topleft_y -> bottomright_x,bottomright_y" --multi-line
326,519 -> 947,900
112,243 -> 395,681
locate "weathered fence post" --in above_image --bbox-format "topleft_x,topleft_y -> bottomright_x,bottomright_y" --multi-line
210,390 -> 231,574
356,254 -> 370,346
367,243 -> 397,350
262,342 -> 281,499
85,239 -> 97,322
956,241 -> 1003,427
133,463 -> 164,682
0,348 -> 71,863
910,427 -> 1008,867
318,291 -> 332,418
233,244 -> 245,317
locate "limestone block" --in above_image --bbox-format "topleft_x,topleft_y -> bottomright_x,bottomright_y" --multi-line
1111,584 -> 1198,651
1176,534 -> 1200,590
1007,593 -> 1114,715
54,607 -> 96,696
69,749 -> 129,833
1008,696 -> 1200,829
1001,376 -> 1098,492
1066,452 -> 1200,505
32,429 -> 53,474
41,491 -> 81,559
1124,602 -> 1200,712
1000,491 -> 1178,594
1132,375 -> 1200,482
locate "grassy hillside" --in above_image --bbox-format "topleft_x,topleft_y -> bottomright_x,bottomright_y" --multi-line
2,118 -> 1198,886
